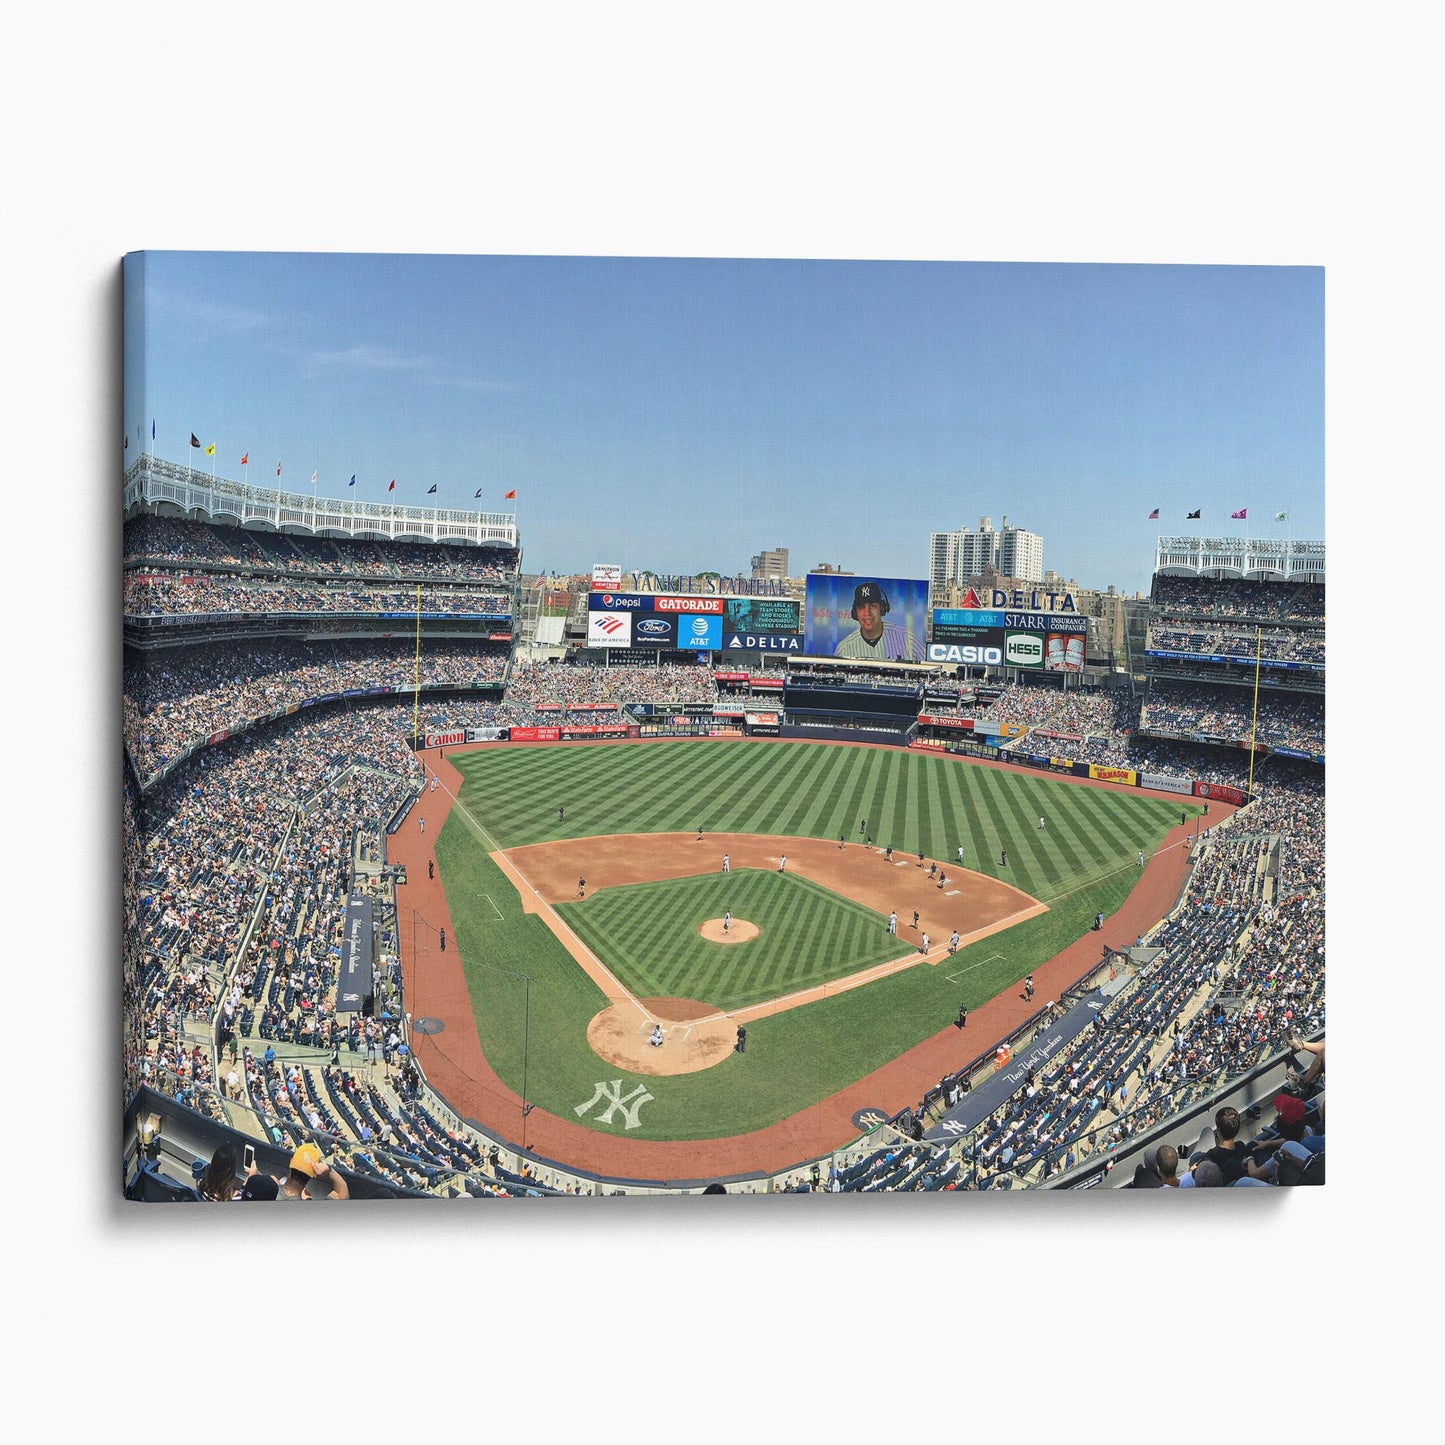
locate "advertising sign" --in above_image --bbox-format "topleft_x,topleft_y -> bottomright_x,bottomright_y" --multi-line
592,564 -> 622,589
805,574 -> 928,662
588,610 -> 632,647
336,895 -> 373,1014
719,595 -> 803,652
586,592 -> 722,650
929,608 -> 1088,670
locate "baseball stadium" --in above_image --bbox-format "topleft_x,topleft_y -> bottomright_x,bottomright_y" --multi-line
122,453 -> 1325,1199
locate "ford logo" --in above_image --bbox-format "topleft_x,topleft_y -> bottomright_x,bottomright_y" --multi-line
638,619 -> 670,635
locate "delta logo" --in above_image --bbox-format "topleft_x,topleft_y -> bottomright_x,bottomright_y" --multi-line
725,634 -> 802,652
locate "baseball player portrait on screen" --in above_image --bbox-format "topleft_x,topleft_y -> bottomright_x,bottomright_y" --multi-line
833,581 -> 923,662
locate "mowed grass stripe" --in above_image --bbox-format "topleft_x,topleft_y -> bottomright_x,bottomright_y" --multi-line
938,755 -> 973,865
456,740 -> 1183,883
560,869 -> 899,1012
685,742 -> 761,828
796,742 -> 859,840
713,743 -> 805,834
859,748 -> 895,845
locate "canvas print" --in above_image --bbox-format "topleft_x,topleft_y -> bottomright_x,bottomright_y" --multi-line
122,254 -> 1325,1201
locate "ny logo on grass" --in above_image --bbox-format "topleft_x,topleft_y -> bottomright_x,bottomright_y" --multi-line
575,1080 -> 654,1130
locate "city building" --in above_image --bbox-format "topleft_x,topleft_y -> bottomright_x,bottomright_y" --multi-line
750,546 -> 790,582
929,516 -> 1042,600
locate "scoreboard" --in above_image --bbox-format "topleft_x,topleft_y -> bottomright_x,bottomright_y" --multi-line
929,609 -> 1088,671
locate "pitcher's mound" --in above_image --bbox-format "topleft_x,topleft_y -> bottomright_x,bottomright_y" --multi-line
699,917 -> 759,943
587,997 -> 739,1075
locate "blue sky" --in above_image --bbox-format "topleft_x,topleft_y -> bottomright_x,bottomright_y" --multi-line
124,252 -> 1323,597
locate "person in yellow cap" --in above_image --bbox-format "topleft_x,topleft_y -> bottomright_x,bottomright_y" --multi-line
271,1142 -> 350,1200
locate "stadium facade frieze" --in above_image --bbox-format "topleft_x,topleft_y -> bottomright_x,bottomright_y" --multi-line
621,572 -> 794,596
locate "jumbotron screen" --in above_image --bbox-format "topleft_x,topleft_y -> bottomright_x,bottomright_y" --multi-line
804,574 -> 929,663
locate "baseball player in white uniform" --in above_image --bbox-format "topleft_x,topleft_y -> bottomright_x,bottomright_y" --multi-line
833,582 -> 922,662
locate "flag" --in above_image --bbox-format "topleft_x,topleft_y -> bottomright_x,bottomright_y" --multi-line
504,489 -> 516,499
1230,508 -> 1247,519
474,488 -> 483,498
124,434 -> 128,450
277,463 -> 282,476
427,484 -> 437,494
388,479 -> 395,492
1186,509 -> 1201,519
310,470 -> 317,484
1148,508 -> 1159,519
349,474 -> 356,487
190,433 -> 201,448
1275,510 -> 1288,520
204,443 -> 216,456
151,420 -> 156,441
240,453 -> 248,466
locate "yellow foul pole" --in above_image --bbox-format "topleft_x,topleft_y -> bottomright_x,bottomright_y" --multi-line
1247,625 -> 1262,796
413,582 -> 422,752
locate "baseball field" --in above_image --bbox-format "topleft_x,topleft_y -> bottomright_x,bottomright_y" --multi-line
413,738 -> 1197,1159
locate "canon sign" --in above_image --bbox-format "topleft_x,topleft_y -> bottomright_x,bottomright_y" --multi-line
424,730 -> 465,748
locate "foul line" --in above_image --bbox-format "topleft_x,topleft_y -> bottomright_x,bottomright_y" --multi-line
438,776 -> 652,1023
487,850 -> 650,1021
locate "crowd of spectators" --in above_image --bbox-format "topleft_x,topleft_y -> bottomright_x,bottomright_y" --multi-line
975,682 -> 1133,737
1151,576 -> 1325,624
505,658 -> 719,710
125,705 -> 424,1108
1149,621 -> 1325,665
1140,680 -> 1324,754
123,640 -> 511,781
124,574 -> 510,618
124,515 -> 519,582
785,663 -> 925,690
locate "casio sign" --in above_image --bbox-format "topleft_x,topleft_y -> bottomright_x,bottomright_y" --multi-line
928,643 -> 1002,664
1005,633 -> 1044,665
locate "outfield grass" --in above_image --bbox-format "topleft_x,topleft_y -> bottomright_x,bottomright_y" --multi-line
435,740 -> 1195,1146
